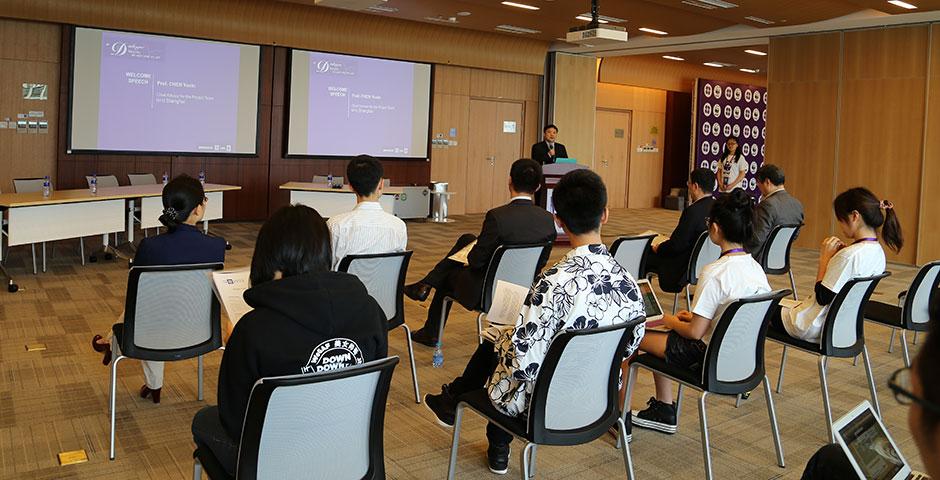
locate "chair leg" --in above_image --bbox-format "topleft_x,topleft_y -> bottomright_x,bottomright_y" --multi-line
521,442 -> 535,479
42,242 -> 46,272
672,293 -> 679,314
676,384 -> 685,422
776,346 -> 788,394
529,444 -> 537,478
862,345 -> 881,417
735,394 -> 743,408
618,363 -> 640,449
763,375 -> 786,468
399,323 -> 421,403
446,404 -> 465,480
80,238 -> 85,266
476,312 -> 484,345
818,356 -> 835,443
197,355 -> 204,401
853,356 -> 858,367
31,243 -> 37,275
698,391 -> 713,480
788,271 -> 798,300
438,298 -> 451,349
914,331 -> 920,344
618,417 -> 636,480
109,355 -> 125,460
888,328 -> 897,354
193,458 -> 202,480
901,330 -> 912,368
686,286 -> 692,311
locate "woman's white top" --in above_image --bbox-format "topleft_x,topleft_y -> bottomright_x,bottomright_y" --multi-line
721,155 -> 749,190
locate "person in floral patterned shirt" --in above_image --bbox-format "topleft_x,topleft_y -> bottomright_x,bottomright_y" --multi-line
424,169 -> 646,475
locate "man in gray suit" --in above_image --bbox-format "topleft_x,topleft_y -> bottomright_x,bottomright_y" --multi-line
746,164 -> 804,260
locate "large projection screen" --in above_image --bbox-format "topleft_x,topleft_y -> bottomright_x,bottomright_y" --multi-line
69,27 -> 261,155
287,50 -> 432,158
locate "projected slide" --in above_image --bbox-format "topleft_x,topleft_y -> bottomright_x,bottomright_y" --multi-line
287,50 -> 431,158
70,27 -> 260,154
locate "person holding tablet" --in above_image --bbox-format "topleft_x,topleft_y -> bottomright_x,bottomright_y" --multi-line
631,189 -> 771,434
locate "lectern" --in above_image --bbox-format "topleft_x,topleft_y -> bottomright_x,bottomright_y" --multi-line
540,163 -> 590,244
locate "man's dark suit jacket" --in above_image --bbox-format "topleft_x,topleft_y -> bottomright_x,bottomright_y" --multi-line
531,141 -> 569,166
648,196 -> 715,292
746,189 -> 804,261
453,198 -> 557,309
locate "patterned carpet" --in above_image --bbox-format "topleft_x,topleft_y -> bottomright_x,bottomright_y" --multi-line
0,207 -> 924,479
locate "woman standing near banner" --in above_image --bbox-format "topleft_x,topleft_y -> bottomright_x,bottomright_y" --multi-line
718,136 -> 748,192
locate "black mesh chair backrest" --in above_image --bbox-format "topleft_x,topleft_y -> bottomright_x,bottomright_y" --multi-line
701,289 -> 791,394
235,357 -> 399,480
758,224 -> 802,274
526,318 -> 645,446
337,251 -> 412,330
821,272 -> 891,357
480,242 -> 551,313
688,231 -> 721,286
902,261 -> 940,331
121,263 -> 223,361
609,234 -> 655,280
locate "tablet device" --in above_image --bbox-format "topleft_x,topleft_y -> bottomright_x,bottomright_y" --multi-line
636,278 -> 664,324
833,401 -> 929,480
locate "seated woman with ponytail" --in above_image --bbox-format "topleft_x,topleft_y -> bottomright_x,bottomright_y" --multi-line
771,187 -> 902,343
90,174 -> 226,404
631,189 -> 772,435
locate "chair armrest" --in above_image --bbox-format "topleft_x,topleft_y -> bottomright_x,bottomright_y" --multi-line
898,290 -> 908,308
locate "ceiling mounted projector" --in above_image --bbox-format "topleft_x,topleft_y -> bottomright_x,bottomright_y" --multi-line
567,0 -> 628,46
314,0 -> 387,10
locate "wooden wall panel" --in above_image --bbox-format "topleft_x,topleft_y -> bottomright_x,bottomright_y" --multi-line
766,33 -> 841,250
0,0 -> 548,75
837,26 -> 928,264
428,92 -> 470,215
600,54 -> 766,93
919,24 -> 940,263
0,19 -> 60,193
552,53 -> 597,167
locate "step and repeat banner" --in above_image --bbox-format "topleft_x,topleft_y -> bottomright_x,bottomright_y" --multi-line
692,78 -> 767,198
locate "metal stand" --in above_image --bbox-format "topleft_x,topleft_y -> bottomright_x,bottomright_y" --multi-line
429,191 -> 456,223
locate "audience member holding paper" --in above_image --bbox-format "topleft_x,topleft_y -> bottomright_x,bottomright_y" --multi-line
423,169 -> 645,475
642,168 -> 716,292
404,159 -> 556,347
326,154 -> 407,270
191,205 -> 387,476
631,190 -> 770,436
90,175 -> 225,405
768,187 -> 902,343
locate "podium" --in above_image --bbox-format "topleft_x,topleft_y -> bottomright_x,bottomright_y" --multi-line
540,163 -> 590,244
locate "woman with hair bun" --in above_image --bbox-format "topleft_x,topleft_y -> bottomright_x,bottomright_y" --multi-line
771,187 -> 901,343
90,174 -> 226,404
631,189 -> 771,435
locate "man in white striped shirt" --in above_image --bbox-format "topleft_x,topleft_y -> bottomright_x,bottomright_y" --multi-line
327,155 -> 407,269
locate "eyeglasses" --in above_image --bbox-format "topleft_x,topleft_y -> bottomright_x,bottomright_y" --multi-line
888,367 -> 940,414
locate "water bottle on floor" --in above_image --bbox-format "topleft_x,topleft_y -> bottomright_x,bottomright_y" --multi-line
89,173 -> 97,195
42,176 -> 50,197
162,172 -> 169,186
432,342 -> 444,368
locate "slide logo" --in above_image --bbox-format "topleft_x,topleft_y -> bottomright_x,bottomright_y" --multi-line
110,42 -> 128,56
315,60 -> 331,73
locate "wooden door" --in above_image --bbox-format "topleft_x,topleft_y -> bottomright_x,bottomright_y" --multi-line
594,109 -> 631,209
491,101 -> 524,207
466,99 -> 497,214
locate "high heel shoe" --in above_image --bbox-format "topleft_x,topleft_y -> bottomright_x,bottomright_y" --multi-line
139,385 -> 161,404
91,334 -> 112,365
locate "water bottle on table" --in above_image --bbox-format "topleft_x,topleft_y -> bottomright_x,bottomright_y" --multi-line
198,170 -> 206,185
162,172 -> 169,186
89,173 -> 97,195
326,173 -> 333,188
42,176 -> 51,198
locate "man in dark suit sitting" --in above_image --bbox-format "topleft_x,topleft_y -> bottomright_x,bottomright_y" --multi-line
643,167 -> 716,293
405,159 -> 557,346
746,164 -> 804,260
530,124 -> 568,166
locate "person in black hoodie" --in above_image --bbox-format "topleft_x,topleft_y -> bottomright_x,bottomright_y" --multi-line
191,204 -> 388,476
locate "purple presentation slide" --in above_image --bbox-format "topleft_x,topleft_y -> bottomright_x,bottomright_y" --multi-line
305,52 -> 418,156
96,31 -> 243,153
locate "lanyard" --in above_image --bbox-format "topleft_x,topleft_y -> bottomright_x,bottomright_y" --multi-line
720,248 -> 746,257
854,237 -> 878,244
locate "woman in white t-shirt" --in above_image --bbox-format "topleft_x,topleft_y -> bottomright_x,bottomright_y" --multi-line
771,187 -> 903,343
631,189 -> 771,435
719,137 -> 748,192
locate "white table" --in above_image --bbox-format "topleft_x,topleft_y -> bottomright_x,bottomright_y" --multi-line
280,182 -> 398,217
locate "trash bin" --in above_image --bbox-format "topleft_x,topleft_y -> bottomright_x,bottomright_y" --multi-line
429,182 -> 455,223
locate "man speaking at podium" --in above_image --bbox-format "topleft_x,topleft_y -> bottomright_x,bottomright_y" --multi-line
531,124 -> 568,165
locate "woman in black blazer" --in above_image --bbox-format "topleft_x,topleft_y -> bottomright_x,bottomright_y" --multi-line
90,175 -> 226,403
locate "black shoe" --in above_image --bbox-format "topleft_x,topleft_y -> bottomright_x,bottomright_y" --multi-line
487,443 -> 511,475
632,397 -> 678,434
410,327 -> 438,347
424,385 -> 457,427
404,282 -> 431,302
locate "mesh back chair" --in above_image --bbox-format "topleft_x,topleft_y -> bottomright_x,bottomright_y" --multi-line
609,234 -> 655,280
13,178 -> 86,273
625,290 -> 790,480
447,319 -> 645,480
338,251 -> 420,403
109,263 -> 224,460
193,357 -> 399,480
768,272 -> 889,443
127,173 -> 158,237
757,224 -> 802,300
437,242 -> 551,348
865,261 -> 940,367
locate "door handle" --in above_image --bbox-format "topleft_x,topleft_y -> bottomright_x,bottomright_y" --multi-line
487,156 -> 495,166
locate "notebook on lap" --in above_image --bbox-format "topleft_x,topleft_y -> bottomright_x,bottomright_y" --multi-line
834,401 -> 929,480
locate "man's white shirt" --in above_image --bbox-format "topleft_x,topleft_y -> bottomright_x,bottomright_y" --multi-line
327,202 -> 408,270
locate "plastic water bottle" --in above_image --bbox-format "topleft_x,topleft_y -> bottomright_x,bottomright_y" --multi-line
89,173 -> 97,195
162,172 -> 169,186
42,176 -> 51,197
432,342 -> 444,368
198,170 -> 206,185
326,173 -> 333,187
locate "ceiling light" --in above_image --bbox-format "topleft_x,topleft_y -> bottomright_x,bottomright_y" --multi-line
704,62 -> 725,67
424,16 -> 458,23
662,55 -> 685,61
888,0 -> 917,9
745,49 -> 767,56
576,15 -> 609,24
495,24 -> 541,34
638,27 -> 668,35
682,0 -> 716,9
456,11 -> 472,16
683,0 -> 738,8
501,1 -> 540,10
739,68 -> 759,73
365,5 -> 398,13
576,12 -> 626,23
745,16 -> 776,25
